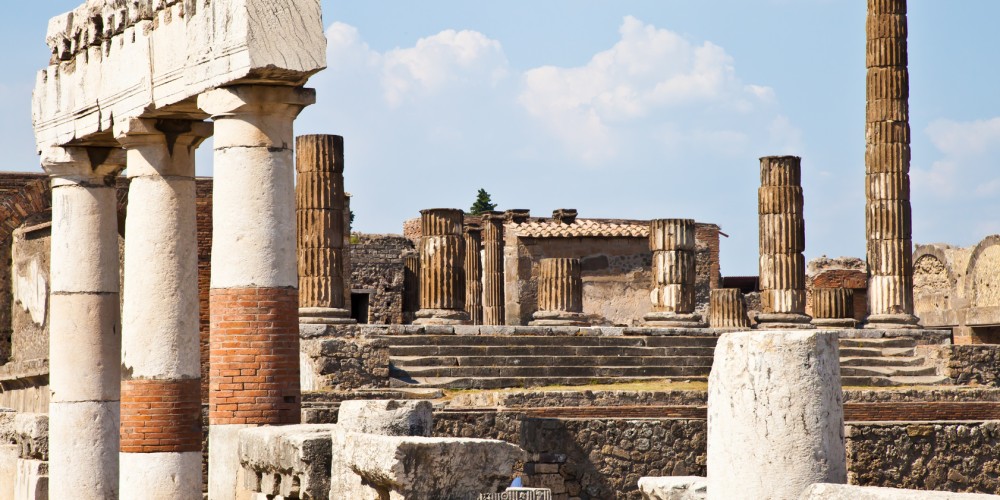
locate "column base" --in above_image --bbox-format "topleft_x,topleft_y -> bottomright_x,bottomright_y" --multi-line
299,307 -> 356,325
812,318 -> 859,329
643,312 -> 706,328
755,313 -> 815,329
529,310 -> 590,327
864,313 -> 921,330
413,309 -> 471,325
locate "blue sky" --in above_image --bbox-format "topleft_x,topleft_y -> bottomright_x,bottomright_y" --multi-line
4,1 -> 1000,275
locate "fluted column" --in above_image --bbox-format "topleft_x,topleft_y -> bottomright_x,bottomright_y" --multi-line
296,134 -> 354,325
643,219 -> 705,328
116,118 -> 211,499
812,288 -> 858,329
41,146 -> 126,499
464,225 -> 484,325
758,156 -> 813,328
481,211 -> 506,325
709,289 -> 752,330
402,252 -> 420,324
531,258 -> 589,326
414,209 -> 470,325
866,0 -> 919,329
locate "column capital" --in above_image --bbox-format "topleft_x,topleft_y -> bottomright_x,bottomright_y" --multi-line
114,118 -> 213,178
40,146 -> 126,186
198,85 -> 315,149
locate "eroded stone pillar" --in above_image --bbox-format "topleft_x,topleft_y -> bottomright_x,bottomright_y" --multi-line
758,156 -> 813,329
530,258 -> 589,326
41,146 -> 126,499
199,85 -> 313,500
414,209 -> 470,325
402,252 -> 420,324
708,289 -> 751,330
481,212 -> 506,325
866,0 -> 919,329
707,330 -> 846,500
644,219 -> 705,328
116,118 -> 211,499
812,288 -> 858,329
296,134 -> 354,325
464,225 -> 483,325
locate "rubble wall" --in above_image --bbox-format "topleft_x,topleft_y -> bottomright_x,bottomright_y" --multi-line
349,234 -> 412,324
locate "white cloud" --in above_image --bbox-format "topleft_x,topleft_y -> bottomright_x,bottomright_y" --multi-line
915,118 -> 1000,201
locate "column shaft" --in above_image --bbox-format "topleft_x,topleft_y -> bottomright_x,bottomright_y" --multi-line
198,85 -> 314,500
812,288 -> 858,329
865,0 -> 919,328
531,258 -> 589,326
414,209 -> 470,325
117,118 -> 210,499
296,134 -> 354,325
481,212 -> 506,325
464,226 -> 484,325
708,289 -> 751,330
757,156 -> 813,328
644,219 -> 705,328
42,146 -> 126,499
402,252 -> 420,323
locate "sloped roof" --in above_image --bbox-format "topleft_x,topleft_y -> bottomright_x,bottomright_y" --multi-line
509,219 -> 649,238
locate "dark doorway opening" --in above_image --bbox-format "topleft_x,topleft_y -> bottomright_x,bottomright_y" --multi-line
351,293 -> 370,324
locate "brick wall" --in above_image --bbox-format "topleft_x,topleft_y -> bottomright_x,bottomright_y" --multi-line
196,179 -> 213,401
120,379 -> 201,453
349,234 -> 412,324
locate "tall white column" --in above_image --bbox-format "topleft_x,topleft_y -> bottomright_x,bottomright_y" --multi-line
198,85 -> 314,500
41,146 -> 126,499
116,118 -> 212,499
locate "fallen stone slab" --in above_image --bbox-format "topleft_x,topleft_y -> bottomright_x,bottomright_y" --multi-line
638,476 -> 707,500
337,399 -> 433,437
800,484 -> 1000,499
239,424 -> 338,499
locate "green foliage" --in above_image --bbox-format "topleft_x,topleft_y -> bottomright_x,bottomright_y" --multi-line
469,188 -> 497,215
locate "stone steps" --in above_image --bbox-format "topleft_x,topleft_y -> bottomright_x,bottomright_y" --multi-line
392,355 -> 715,368
389,345 -> 717,358
395,365 -> 710,379
376,334 -> 718,347
389,376 -> 703,390
839,356 -> 924,367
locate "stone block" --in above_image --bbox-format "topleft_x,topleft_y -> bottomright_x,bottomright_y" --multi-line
239,424 -> 337,500
638,476 -> 707,500
799,484 -> 997,499
337,400 -> 433,437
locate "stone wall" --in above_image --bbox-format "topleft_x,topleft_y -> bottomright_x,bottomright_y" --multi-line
300,325 -> 390,391
349,234 -> 413,324
947,345 -> 1000,387
10,225 -> 50,364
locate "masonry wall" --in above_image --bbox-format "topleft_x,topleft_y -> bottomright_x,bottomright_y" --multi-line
349,234 -> 412,324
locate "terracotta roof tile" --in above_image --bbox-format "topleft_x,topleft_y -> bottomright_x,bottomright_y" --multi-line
509,219 -> 649,238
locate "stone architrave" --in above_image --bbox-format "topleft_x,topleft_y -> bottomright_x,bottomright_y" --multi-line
708,289 -> 751,330
296,134 -> 354,325
116,118 -> 212,499
865,0 -> 920,329
481,211 -> 506,325
812,288 -> 858,329
707,330 -> 846,500
757,156 -> 814,329
644,219 -> 706,328
414,209 -> 471,325
41,146 -> 126,499
402,252 -> 420,324
464,225 -> 484,325
530,258 -> 589,326
199,85 -> 313,500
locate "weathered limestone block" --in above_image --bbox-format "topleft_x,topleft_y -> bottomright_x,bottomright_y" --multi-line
33,0 -> 327,149
329,430 -> 525,500
239,424 -> 337,500
337,400 -> 433,437
707,331 -> 845,500
531,258 -> 590,326
799,484 -> 997,499
638,476 -> 707,500
0,411 -> 49,500
708,289 -> 751,330
812,288 -> 858,328
299,337 -> 389,391
415,209 -> 470,325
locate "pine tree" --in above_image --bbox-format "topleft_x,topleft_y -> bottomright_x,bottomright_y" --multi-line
469,188 -> 497,215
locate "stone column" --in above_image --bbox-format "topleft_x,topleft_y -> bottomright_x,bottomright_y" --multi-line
296,134 -> 354,325
758,156 -> 813,329
707,330 -> 846,500
643,219 -> 705,328
414,209 -> 470,325
812,288 -> 858,329
866,0 -> 919,329
464,225 -> 484,325
116,119 -> 211,499
481,211 -> 506,325
530,258 -> 589,326
41,146 -> 126,499
708,289 -> 751,330
198,85 -> 314,500
402,252 -> 420,324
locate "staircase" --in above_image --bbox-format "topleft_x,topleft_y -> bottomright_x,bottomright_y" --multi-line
380,334 -> 949,390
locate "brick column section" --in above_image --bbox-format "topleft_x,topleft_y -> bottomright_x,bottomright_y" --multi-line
41,146 -> 126,499
481,211 -> 506,325
644,219 -> 706,328
464,225 -> 484,325
198,85 -> 314,500
866,0 -> 920,329
414,209 -> 470,325
115,118 -> 211,498
812,288 -> 858,329
296,134 -> 354,325
758,156 -> 814,329
402,252 -> 420,324
709,289 -> 752,330
530,258 -> 589,326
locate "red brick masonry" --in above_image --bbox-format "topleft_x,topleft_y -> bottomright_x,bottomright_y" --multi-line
209,287 -> 300,426
121,378 -> 201,453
